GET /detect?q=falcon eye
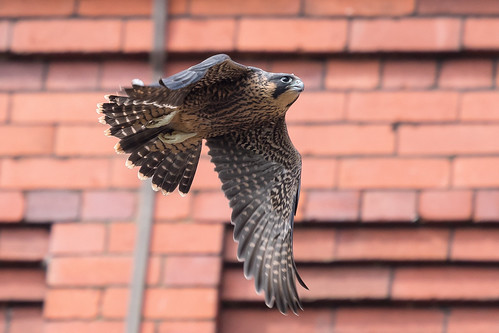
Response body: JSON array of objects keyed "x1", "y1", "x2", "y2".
[{"x1": 280, "y1": 76, "x2": 293, "y2": 84}]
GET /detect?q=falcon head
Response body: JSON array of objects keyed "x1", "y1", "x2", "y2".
[{"x1": 269, "y1": 73, "x2": 304, "y2": 109}]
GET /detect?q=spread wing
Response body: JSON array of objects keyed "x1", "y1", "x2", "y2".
[{"x1": 206, "y1": 122, "x2": 307, "y2": 314}]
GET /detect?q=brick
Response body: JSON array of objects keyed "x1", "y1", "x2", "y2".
[
  {"x1": 0, "y1": 229, "x2": 49, "y2": 261},
  {"x1": 288, "y1": 92, "x2": 344, "y2": 123},
  {"x1": 0, "y1": 62, "x2": 44, "y2": 91},
  {"x1": 0, "y1": 0, "x2": 74, "y2": 16},
  {"x1": 337, "y1": 228, "x2": 449, "y2": 260},
  {"x1": 447, "y1": 309, "x2": 499, "y2": 333},
  {"x1": 453, "y1": 158, "x2": 499, "y2": 188},
  {"x1": 151, "y1": 224, "x2": 224, "y2": 254},
  {"x1": 44, "y1": 289, "x2": 100, "y2": 319},
  {"x1": 339, "y1": 158, "x2": 450, "y2": 189},
  {"x1": 159, "y1": 321, "x2": 216, "y2": 333},
  {"x1": 300, "y1": 158, "x2": 336, "y2": 190},
  {"x1": 101, "y1": 287, "x2": 128, "y2": 319},
  {"x1": 452, "y1": 229, "x2": 499, "y2": 261},
  {"x1": 143, "y1": 288, "x2": 218, "y2": 319},
  {"x1": 191, "y1": 0, "x2": 299, "y2": 15},
  {"x1": 190, "y1": 157, "x2": 221, "y2": 191},
  {"x1": 12, "y1": 19, "x2": 122, "y2": 53},
  {"x1": 0, "y1": 126, "x2": 54, "y2": 156},
  {"x1": 101, "y1": 61, "x2": 151, "y2": 90},
  {"x1": 0, "y1": 191, "x2": 24, "y2": 222},
  {"x1": 290, "y1": 125, "x2": 395, "y2": 156},
  {"x1": 108, "y1": 222, "x2": 135, "y2": 253},
  {"x1": 168, "y1": 19, "x2": 236, "y2": 52},
  {"x1": 25, "y1": 191, "x2": 80, "y2": 222},
  {"x1": 464, "y1": 19, "x2": 499, "y2": 49},
  {"x1": 81, "y1": 191, "x2": 137, "y2": 220},
  {"x1": 326, "y1": 60, "x2": 380, "y2": 89},
  {"x1": 192, "y1": 191, "x2": 231, "y2": 222},
  {"x1": 48, "y1": 257, "x2": 131, "y2": 286},
  {"x1": 123, "y1": 20, "x2": 153, "y2": 53},
  {"x1": 419, "y1": 0, "x2": 499, "y2": 14},
  {"x1": 0, "y1": 269, "x2": 44, "y2": 301},
  {"x1": 10, "y1": 308, "x2": 43, "y2": 333},
  {"x1": 55, "y1": 125, "x2": 114, "y2": 156},
  {"x1": 11, "y1": 92, "x2": 107, "y2": 124},
  {"x1": 163, "y1": 256, "x2": 221, "y2": 286},
  {"x1": 382, "y1": 60, "x2": 436, "y2": 89},
  {"x1": 400, "y1": 125, "x2": 499, "y2": 156},
  {"x1": 0, "y1": 94, "x2": 8, "y2": 123},
  {"x1": 392, "y1": 267, "x2": 499, "y2": 299},
  {"x1": 350, "y1": 18, "x2": 461, "y2": 52},
  {"x1": 462, "y1": 92, "x2": 499, "y2": 121},
  {"x1": 306, "y1": 0, "x2": 415, "y2": 16},
  {"x1": 237, "y1": 19, "x2": 347, "y2": 52},
  {"x1": 272, "y1": 60, "x2": 324, "y2": 91},
  {"x1": 44, "y1": 321, "x2": 124, "y2": 333},
  {"x1": 0, "y1": 21, "x2": 9, "y2": 52},
  {"x1": 109, "y1": 157, "x2": 141, "y2": 189},
  {"x1": 347, "y1": 92, "x2": 458, "y2": 122},
  {"x1": 146, "y1": 256, "x2": 162, "y2": 286},
  {"x1": 419, "y1": 190, "x2": 472, "y2": 221},
  {"x1": 335, "y1": 308, "x2": 444, "y2": 333},
  {"x1": 304, "y1": 190, "x2": 359, "y2": 221},
  {"x1": 362, "y1": 191, "x2": 417, "y2": 222},
  {"x1": 46, "y1": 62, "x2": 99, "y2": 91},
  {"x1": 50, "y1": 223, "x2": 106, "y2": 254},
  {"x1": 78, "y1": 0, "x2": 152, "y2": 16},
  {"x1": 221, "y1": 309, "x2": 334, "y2": 333},
  {"x1": 474, "y1": 190, "x2": 499, "y2": 221},
  {"x1": 439, "y1": 59, "x2": 493, "y2": 88}
]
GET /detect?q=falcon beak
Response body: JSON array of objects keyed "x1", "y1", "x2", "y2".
[{"x1": 289, "y1": 79, "x2": 304, "y2": 92}]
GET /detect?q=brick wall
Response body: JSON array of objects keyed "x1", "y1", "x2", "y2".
[{"x1": 1, "y1": 0, "x2": 499, "y2": 332}]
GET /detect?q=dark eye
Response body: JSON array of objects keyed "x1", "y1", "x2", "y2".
[{"x1": 280, "y1": 76, "x2": 293, "y2": 84}]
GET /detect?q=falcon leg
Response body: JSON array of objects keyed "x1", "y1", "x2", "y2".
[{"x1": 158, "y1": 131, "x2": 197, "y2": 144}]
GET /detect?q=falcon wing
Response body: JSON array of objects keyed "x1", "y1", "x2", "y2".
[{"x1": 206, "y1": 122, "x2": 307, "y2": 314}]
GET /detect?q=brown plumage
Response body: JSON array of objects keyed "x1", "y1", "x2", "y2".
[{"x1": 97, "y1": 54, "x2": 307, "y2": 314}]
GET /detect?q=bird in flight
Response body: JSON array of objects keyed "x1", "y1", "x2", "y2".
[{"x1": 97, "y1": 54, "x2": 307, "y2": 314}]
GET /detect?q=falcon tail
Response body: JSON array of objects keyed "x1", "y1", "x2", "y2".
[{"x1": 97, "y1": 86, "x2": 202, "y2": 196}]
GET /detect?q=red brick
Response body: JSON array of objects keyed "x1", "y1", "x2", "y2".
[
  {"x1": 399, "y1": 125, "x2": 499, "y2": 155},
  {"x1": 221, "y1": 309, "x2": 334, "y2": 333},
  {"x1": 44, "y1": 289, "x2": 100, "y2": 319},
  {"x1": 151, "y1": 224, "x2": 224, "y2": 254},
  {"x1": 25, "y1": 190, "x2": 80, "y2": 222},
  {"x1": 362, "y1": 191, "x2": 417, "y2": 222},
  {"x1": 159, "y1": 321, "x2": 216, "y2": 333},
  {"x1": 101, "y1": 60, "x2": 151, "y2": 90},
  {"x1": 168, "y1": 19, "x2": 236, "y2": 52},
  {"x1": 78, "y1": 0, "x2": 152, "y2": 15},
  {"x1": 11, "y1": 92, "x2": 107, "y2": 124},
  {"x1": 55, "y1": 125, "x2": 114, "y2": 156},
  {"x1": 462, "y1": 92, "x2": 499, "y2": 121},
  {"x1": 453, "y1": 158, "x2": 499, "y2": 188},
  {"x1": 192, "y1": 191, "x2": 230, "y2": 222},
  {"x1": 143, "y1": 288, "x2": 218, "y2": 319},
  {"x1": 190, "y1": 158, "x2": 220, "y2": 191},
  {"x1": 108, "y1": 222, "x2": 135, "y2": 253},
  {"x1": 306, "y1": 0, "x2": 415, "y2": 16},
  {"x1": 46, "y1": 62, "x2": 99, "y2": 91},
  {"x1": 50, "y1": 223, "x2": 105, "y2": 254},
  {"x1": 0, "y1": 94, "x2": 8, "y2": 123},
  {"x1": 101, "y1": 287, "x2": 128, "y2": 319},
  {"x1": 109, "y1": 157, "x2": 141, "y2": 189},
  {"x1": 288, "y1": 92, "x2": 344, "y2": 123},
  {"x1": 419, "y1": 0, "x2": 499, "y2": 14},
  {"x1": 123, "y1": 20, "x2": 153, "y2": 53},
  {"x1": 272, "y1": 60, "x2": 324, "y2": 91},
  {"x1": 300, "y1": 158, "x2": 337, "y2": 190},
  {"x1": 290, "y1": 125, "x2": 395, "y2": 156},
  {"x1": 154, "y1": 192, "x2": 191, "y2": 221},
  {"x1": 237, "y1": 19, "x2": 347, "y2": 52},
  {"x1": 191, "y1": 0, "x2": 299, "y2": 15},
  {"x1": 0, "y1": 62, "x2": 44, "y2": 91},
  {"x1": 474, "y1": 190, "x2": 499, "y2": 222},
  {"x1": 81, "y1": 191, "x2": 137, "y2": 220},
  {"x1": 439, "y1": 59, "x2": 493, "y2": 88},
  {"x1": 335, "y1": 308, "x2": 444, "y2": 333},
  {"x1": 44, "y1": 321, "x2": 124, "y2": 333},
  {"x1": 350, "y1": 18, "x2": 461, "y2": 52},
  {"x1": 419, "y1": 190, "x2": 472, "y2": 221},
  {"x1": 10, "y1": 308, "x2": 42, "y2": 333},
  {"x1": 452, "y1": 229, "x2": 499, "y2": 261},
  {"x1": 304, "y1": 190, "x2": 360, "y2": 221},
  {"x1": 347, "y1": 92, "x2": 458, "y2": 122},
  {"x1": 382, "y1": 60, "x2": 436, "y2": 89},
  {"x1": 146, "y1": 256, "x2": 162, "y2": 286},
  {"x1": 48, "y1": 257, "x2": 131, "y2": 286},
  {"x1": 0, "y1": 21, "x2": 9, "y2": 52},
  {"x1": 163, "y1": 256, "x2": 221, "y2": 286},
  {"x1": 0, "y1": 191, "x2": 24, "y2": 222},
  {"x1": 392, "y1": 267, "x2": 499, "y2": 299},
  {"x1": 337, "y1": 228, "x2": 449, "y2": 260},
  {"x1": 447, "y1": 309, "x2": 499, "y2": 333},
  {"x1": 0, "y1": 269, "x2": 44, "y2": 301},
  {"x1": 464, "y1": 19, "x2": 499, "y2": 49},
  {"x1": 0, "y1": 0, "x2": 74, "y2": 16},
  {"x1": 0, "y1": 125, "x2": 54, "y2": 155},
  {"x1": 339, "y1": 158, "x2": 450, "y2": 189},
  {"x1": 0, "y1": 229, "x2": 49, "y2": 261},
  {"x1": 326, "y1": 60, "x2": 380, "y2": 89}
]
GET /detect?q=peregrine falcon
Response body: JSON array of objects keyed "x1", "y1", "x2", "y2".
[{"x1": 97, "y1": 54, "x2": 307, "y2": 314}]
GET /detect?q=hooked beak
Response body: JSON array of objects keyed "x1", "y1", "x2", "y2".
[{"x1": 289, "y1": 79, "x2": 304, "y2": 92}]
